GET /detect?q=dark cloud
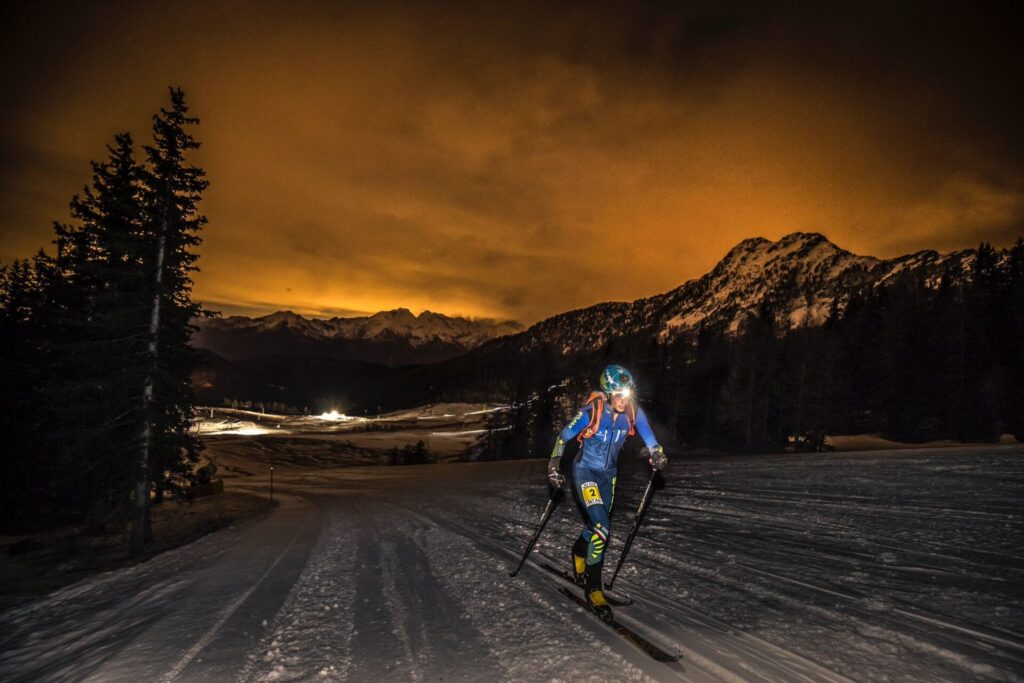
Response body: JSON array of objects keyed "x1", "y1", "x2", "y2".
[{"x1": 2, "y1": 0, "x2": 1021, "y2": 324}]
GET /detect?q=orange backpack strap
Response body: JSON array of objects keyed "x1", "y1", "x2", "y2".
[
  {"x1": 577, "y1": 392, "x2": 606, "y2": 443},
  {"x1": 626, "y1": 400, "x2": 636, "y2": 436}
]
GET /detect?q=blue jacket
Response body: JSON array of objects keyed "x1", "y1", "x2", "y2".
[{"x1": 556, "y1": 400, "x2": 660, "y2": 471}]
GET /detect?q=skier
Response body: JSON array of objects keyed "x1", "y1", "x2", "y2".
[{"x1": 548, "y1": 364, "x2": 667, "y2": 620}]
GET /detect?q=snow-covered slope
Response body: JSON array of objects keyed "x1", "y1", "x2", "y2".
[
  {"x1": 2, "y1": 445, "x2": 1022, "y2": 681},
  {"x1": 192, "y1": 308, "x2": 523, "y2": 365}
]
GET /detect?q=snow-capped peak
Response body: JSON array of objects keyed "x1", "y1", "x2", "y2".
[
  {"x1": 510, "y1": 232, "x2": 987, "y2": 356},
  {"x1": 657, "y1": 232, "x2": 875, "y2": 332}
]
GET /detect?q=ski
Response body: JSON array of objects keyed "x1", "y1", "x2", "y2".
[
  {"x1": 537, "y1": 562, "x2": 634, "y2": 606},
  {"x1": 556, "y1": 587, "x2": 680, "y2": 663}
]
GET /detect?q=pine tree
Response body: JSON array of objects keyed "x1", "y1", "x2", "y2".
[
  {"x1": 0, "y1": 259, "x2": 47, "y2": 526},
  {"x1": 962, "y1": 243, "x2": 1001, "y2": 439},
  {"x1": 51, "y1": 134, "x2": 150, "y2": 515},
  {"x1": 527, "y1": 345, "x2": 558, "y2": 460},
  {"x1": 689, "y1": 325, "x2": 728, "y2": 448},
  {"x1": 131, "y1": 88, "x2": 208, "y2": 554},
  {"x1": 998, "y1": 238, "x2": 1024, "y2": 439}
]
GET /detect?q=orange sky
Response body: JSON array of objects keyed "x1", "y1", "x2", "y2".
[{"x1": 2, "y1": 1, "x2": 1021, "y2": 324}]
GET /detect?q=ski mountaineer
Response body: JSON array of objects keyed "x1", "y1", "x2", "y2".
[{"x1": 547, "y1": 364, "x2": 667, "y2": 621}]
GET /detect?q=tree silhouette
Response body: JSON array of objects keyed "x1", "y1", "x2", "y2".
[{"x1": 132, "y1": 87, "x2": 209, "y2": 554}]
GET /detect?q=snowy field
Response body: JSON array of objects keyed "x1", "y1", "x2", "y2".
[
  {"x1": 1, "y1": 443, "x2": 1022, "y2": 682},
  {"x1": 193, "y1": 403, "x2": 504, "y2": 459}
]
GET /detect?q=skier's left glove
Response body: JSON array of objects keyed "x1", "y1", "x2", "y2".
[
  {"x1": 646, "y1": 445, "x2": 668, "y2": 470},
  {"x1": 547, "y1": 455, "x2": 564, "y2": 487}
]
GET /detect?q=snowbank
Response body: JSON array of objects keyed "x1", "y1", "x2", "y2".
[{"x1": 827, "y1": 433, "x2": 1020, "y2": 452}]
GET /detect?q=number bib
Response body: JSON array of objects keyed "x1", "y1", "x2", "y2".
[{"x1": 580, "y1": 481, "x2": 603, "y2": 507}]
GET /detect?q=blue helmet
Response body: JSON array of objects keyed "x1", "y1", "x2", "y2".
[{"x1": 600, "y1": 364, "x2": 635, "y2": 395}]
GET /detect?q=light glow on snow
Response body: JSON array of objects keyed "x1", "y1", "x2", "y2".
[
  {"x1": 200, "y1": 421, "x2": 278, "y2": 436},
  {"x1": 235, "y1": 426, "x2": 273, "y2": 436},
  {"x1": 465, "y1": 406, "x2": 508, "y2": 415},
  {"x1": 430, "y1": 428, "x2": 498, "y2": 436}
]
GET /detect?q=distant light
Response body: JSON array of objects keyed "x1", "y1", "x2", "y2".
[
  {"x1": 318, "y1": 410, "x2": 343, "y2": 421},
  {"x1": 236, "y1": 426, "x2": 272, "y2": 435}
]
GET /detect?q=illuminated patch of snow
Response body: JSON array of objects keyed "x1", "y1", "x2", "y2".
[
  {"x1": 430, "y1": 429, "x2": 492, "y2": 436},
  {"x1": 201, "y1": 421, "x2": 276, "y2": 438},
  {"x1": 200, "y1": 421, "x2": 279, "y2": 436},
  {"x1": 235, "y1": 427, "x2": 274, "y2": 436},
  {"x1": 317, "y1": 410, "x2": 362, "y2": 422},
  {"x1": 464, "y1": 406, "x2": 507, "y2": 415}
]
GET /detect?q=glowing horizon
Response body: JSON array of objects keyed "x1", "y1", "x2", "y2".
[{"x1": 3, "y1": 2, "x2": 1021, "y2": 326}]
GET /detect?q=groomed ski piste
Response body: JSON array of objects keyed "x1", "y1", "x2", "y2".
[{"x1": 1, "y1": 406, "x2": 1022, "y2": 682}]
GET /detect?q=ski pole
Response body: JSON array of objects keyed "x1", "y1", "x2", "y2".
[
  {"x1": 508, "y1": 485, "x2": 562, "y2": 577},
  {"x1": 607, "y1": 470, "x2": 657, "y2": 590}
]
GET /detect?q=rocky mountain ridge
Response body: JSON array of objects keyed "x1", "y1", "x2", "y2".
[{"x1": 506, "y1": 231, "x2": 979, "y2": 355}]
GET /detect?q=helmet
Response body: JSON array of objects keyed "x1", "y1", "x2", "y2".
[{"x1": 600, "y1": 364, "x2": 635, "y2": 396}]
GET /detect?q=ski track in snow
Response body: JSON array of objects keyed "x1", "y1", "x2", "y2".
[
  {"x1": 1, "y1": 445, "x2": 1022, "y2": 681},
  {"x1": 237, "y1": 497, "x2": 358, "y2": 682}
]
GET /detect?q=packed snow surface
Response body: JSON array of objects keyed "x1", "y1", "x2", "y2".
[{"x1": 2, "y1": 446, "x2": 1022, "y2": 682}]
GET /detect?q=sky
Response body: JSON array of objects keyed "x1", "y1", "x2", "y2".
[{"x1": 2, "y1": 1, "x2": 1022, "y2": 325}]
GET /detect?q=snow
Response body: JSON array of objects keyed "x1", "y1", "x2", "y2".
[
  {"x1": 2, "y1": 445, "x2": 1022, "y2": 681},
  {"x1": 643, "y1": 232, "x2": 999, "y2": 343},
  {"x1": 196, "y1": 308, "x2": 522, "y2": 348},
  {"x1": 464, "y1": 406, "x2": 508, "y2": 415},
  {"x1": 198, "y1": 420, "x2": 283, "y2": 436}
]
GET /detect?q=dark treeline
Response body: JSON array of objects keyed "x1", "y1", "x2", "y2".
[
  {"x1": 0, "y1": 88, "x2": 207, "y2": 550},
  {"x1": 470, "y1": 240, "x2": 1024, "y2": 457}
]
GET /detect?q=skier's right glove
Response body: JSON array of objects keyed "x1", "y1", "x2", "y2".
[
  {"x1": 547, "y1": 455, "x2": 564, "y2": 488},
  {"x1": 646, "y1": 445, "x2": 668, "y2": 471}
]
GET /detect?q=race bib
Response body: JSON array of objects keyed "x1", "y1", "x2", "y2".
[{"x1": 580, "y1": 481, "x2": 603, "y2": 507}]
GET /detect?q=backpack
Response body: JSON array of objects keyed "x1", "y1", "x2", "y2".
[{"x1": 577, "y1": 391, "x2": 636, "y2": 443}]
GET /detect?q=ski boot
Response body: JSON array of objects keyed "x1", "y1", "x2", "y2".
[
  {"x1": 586, "y1": 588, "x2": 614, "y2": 623},
  {"x1": 571, "y1": 536, "x2": 588, "y2": 586},
  {"x1": 584, "y1": 564, "x2": 613, "y2": 623}
]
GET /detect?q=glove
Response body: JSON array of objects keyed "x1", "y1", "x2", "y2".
[
  {"x1": 547, "y1": 455, "x2": 564, "y2": 487},
  {"x1": 646, "y1": 445, "x2": 668, "y2": 471}
]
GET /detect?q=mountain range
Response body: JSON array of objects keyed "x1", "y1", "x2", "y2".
[
  {"x1": 194, "y1": 232, "x2": 996, "y2": 411},
  {"x1": 192, "y1": 308, "x2": 523, "y2": 366}
]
